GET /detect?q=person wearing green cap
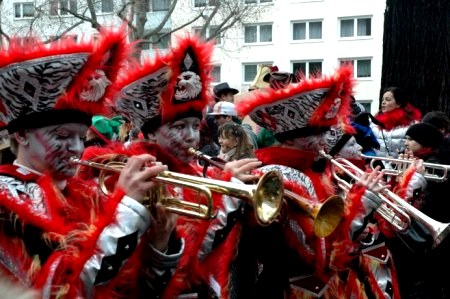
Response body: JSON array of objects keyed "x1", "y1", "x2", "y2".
[{"x1": 84, "y1": 115, "x2": 124, "y2": 147}]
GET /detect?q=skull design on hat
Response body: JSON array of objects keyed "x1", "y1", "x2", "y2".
[{"x1": 114, "y1": 35, "x2": 214, "y2": 134}]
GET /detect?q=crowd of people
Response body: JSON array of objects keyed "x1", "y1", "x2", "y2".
[{"x1": 0, "y1": 27, "x2": 448, "y2": 299}]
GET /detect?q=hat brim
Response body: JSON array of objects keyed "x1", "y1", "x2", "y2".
[{"x1": 217, "y1": 88, "x2": 239, "y2": 96}]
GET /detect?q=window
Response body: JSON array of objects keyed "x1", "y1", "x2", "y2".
[
  {"x1": 14, "y1": 3, "x2": 34, "y2": 18},
  {"x1": 244, "y1": 0, "x2": 272, "y2": 3},
  {"x1": 50, "y1": 0, "x2": 77, "y2": 15},
  {"x1": 211, "y1": 66, "x2": 221, "y2": 83},
  {"x1": 194, "y1": 0, "x2": 218, "y2": 7},
  {"x1": 359, "y1": 101, "x2": 372, "y2": 112},
  {"x1": 93, "y1": 0, "x2": 113, "y2": 13},
  {"x1": 140, "y1": 33, "x2": 171, "y2": 50},
  {"x1": 292, "y1": 61, "x2": 322, "y2": 77},
  {"x1": 340, "y1": 17, "x2": 371, "y2": 38},
  {"x1": 244, "y1": 24, "x2": 272, "y2": 43},
  {"x1": 339, "y1": 59, "x2": 372, "y2": 78},
  {"x1": 193, "y1": 26, "x2": 221, "y2": 44},
  {"x1": 152, "y1": 0, "x2": 169, "y2": 11},
  {"x1": 292, "y1": 21, "x2": 322, "y2": 40},
  {"x1": 244, "y1": 64, "x2": 258, "y2": 82}
]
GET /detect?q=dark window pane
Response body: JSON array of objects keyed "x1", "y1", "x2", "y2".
[
  {"x1": 260, "y1": 25, "x2": 272, "y2": 42},
  {"x1": 293, "y1": 62, "x2": 306, "y2": 76},
  {"x1": 245, "y1": 65, "x2": 258, "y2": 82},
  {"x1": 357, "y1": 59, "x2": 371, "y2": 77},
  {"x1": 357, "y1": 18, "x2": 371, "y2": 36},
  {"x1": 309, "y1": 22, "x2": 322, "y2": 39},
  {"x1": 293, "y1": 23, "x2": 306, "y2": 40},
  {"x1": 152, "y1": 0, "x2": 169, "y2": 11},
  {"x1": 309, "y1": 62, "x2": 322, "y2": 76},
  {"x1": 245, "y1": 26, "x2": 257, "y2": 43},
  {"x1": 211, "y1": 66, "x2": 221, "y2": 83},
  {"x1": 340, "y1": 19, "x2": 354, "y2": 37}
]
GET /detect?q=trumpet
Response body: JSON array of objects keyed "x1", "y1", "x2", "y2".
[
  {"x1": 70, "y1": 156, "x2": 284, "y2": 225},
  {"x1": 321, "y1": 150, "x2": 450, "y2": 248},
  {"x1": 189, "y1": 147, "x2": 345, "y2": 237},
  {"x1": 362, "y1": 154, "x2": 450, "y2": 182}
]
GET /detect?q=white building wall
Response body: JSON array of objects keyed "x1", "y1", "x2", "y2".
[{"x1": 1, "y1": 0, "x2": 386, "y2": 113}]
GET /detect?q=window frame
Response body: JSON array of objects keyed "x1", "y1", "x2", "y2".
[
  {"x1": 244, "y1": 0, "x2": 273, "y2": 4},
  {"x1": 140, "y1": 32, "x2": 171, "y2": 50},
  {"x1": 292, "y1": 60, "x2": 323, "y2": 77},
  {"x1": 243, "y1": 62, "x2": 273, "y2": 83},
  {"x1": 339, "y1": 16, "x2": 372, "y2": 38},
  {"x1": 339, "y1": 58, "x2": 372, "y2": 78},
  {"x1": 193, "y1": 26, "x2": 222, "y2": 45},
  {"x1": 92, "y1": 0, "x2": 114, "y2": 14},
  {"x1": 243, "y1": 23, "x2": 273, "y2": 44},
  {"x1": 50, "y1": 0, "x2": 78, "y2": 16},
  {"x1": 14, "y1": 2, "x2": 35, "y2": 18},
  {"x1": 292, "y1": 20, "x2": 323, "y2": 41},
  {"x1": 211, "y1": 65, "x2": 221, "y2": 83},
  {"x1": 193, "y1": 0, "x2": 218, "y2": 7}
]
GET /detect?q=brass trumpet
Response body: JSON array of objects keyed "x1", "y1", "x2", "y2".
[
  {"x1": 189, "y1": 147, "x2": 345, "y2": 237},
  {"x1": 70, "y1": 157, "x2": 284, "y2": 225},
  {"x1": 321, "y1": 150, "x2": 450, "y2": 248},
  {"x1": 362, "y1": 154, "x2": 450, "y2": 182}
]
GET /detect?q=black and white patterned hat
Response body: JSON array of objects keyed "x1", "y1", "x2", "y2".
[
  {"x1": 236, "y1": 65, "x2": 354, "y2": 141},
  {"x1": 0, "y1": 28, "x2": 129, "y2": 133}
]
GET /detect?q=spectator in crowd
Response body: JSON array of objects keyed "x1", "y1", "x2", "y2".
[
  {"x1": 84, "y1": 115, "x2": 123, "y2": 147},
  {"x1": 213, "y1": 82, "x2": 239, "y2": 103},
  {"x1": 217, "y1": 122, "x2": 255, "y2": 162},
  {"x1": 208, "y1": 101, "x2": 258, "y2": 150},
  {"x1": 370, "y1": 86, "x2": 422, "y2": 158},
  {"x1": 422, "y1": 110, "x2": 450, "y2": 165}
]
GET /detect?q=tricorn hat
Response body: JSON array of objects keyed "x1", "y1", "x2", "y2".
[
  {"x1": 213, "y1": 82, "x2": 239, "y2": 98},
  {"x1": 114, "y1": 35, "x2": 214, "y2": 134},
  {"x1": 0, "y1": 27, "x2": 129, "y2": 133},
  {"x1": 236, "y1": 65, "x2": 354, "y2": 142}
]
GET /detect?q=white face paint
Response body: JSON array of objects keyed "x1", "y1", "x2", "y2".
[
  {"x1": 19, "y1": 123, "x2": 88, "y2": 180},
  {"x1": 155, "y1": 117, "x2": 201, "y2": 163},
  {"x1": 289, "y1": 133, "x2": 326, "y2": 152},
  {"x1": 336, "y1": 136, "x2": 363, "y2": 159}
]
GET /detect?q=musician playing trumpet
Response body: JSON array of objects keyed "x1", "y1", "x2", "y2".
[
  {"x1": 234, "y1": 65, "x2": 402, "y2": 299},
  {"x1": 386, "y1": 122, "x2": 450, "y2": 298},
  {"x1": 81, "y1": 36, "x2": 266, "y2": 299},
  {"x1": 0, "y1": 29, "x2": 182, "y2": 298}
]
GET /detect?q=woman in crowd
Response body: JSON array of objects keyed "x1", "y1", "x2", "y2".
[{"x1": 371, "y1": 86, "x2": 422, "y2": 158}]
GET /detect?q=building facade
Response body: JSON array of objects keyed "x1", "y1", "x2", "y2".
[{"x1": 1, "y1": 0, "x2": 386, "y2": 112}]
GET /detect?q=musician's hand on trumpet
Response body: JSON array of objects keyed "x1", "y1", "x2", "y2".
[
  {"x1": 148, "y1": 204, "x2": 179, "y2": 252},
  {"x1": 117, "y1": 154, "x2": 168, "y2": 204},
  {"x1": 223, "y1": 158, "x2": 263, "y2": 183},
  {"x1": 357, "y1": 166, "x2": 390, "y2": 194}
]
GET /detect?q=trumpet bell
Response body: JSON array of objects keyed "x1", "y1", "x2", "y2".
[
  {"x1": 313, "y1": 195, "x2": 345, "y2": 238},
  {"x1": 253, "y1": 171, "x2": 284, "y2": 226}
]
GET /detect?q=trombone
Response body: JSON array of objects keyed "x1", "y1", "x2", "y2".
[
  {"x1": 189, "y1": 147, "x2": 345, "y2": 237},
  {"x1": 361, "y1": 154, "x2": 450, "y2": 182},
  {"x1": 70, "y1": 156, "x2": 284, "y2": 225},
  {"x1": 321, "y1": 150, "x2": 450, "y2": 248}
]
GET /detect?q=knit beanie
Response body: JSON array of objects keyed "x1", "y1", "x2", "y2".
[{"x1": 405, "y1": 123, "x2": 444, "y2": 149}]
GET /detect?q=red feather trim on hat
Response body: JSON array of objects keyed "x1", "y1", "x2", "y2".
[{"x1": 160, "y1": 35, "x2": 214, "y2": 124}]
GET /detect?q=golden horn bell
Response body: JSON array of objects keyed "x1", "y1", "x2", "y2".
[{"x1": 70, "y1": 157, "x2": 284, "y2": 225}]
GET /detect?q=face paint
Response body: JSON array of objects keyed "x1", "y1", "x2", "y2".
[
  {"x1": 290, "y1": 133, "x2": 326, "y2": 152},
  {"x1": 21, "y1": 123, "x2": 88, "y2": 180},
  {"x1": 156, "y1": 117, "x2": 201, "y2": 163},
  {"x1": 336, "y1": 136, "x2": 363, "y2": 159}
]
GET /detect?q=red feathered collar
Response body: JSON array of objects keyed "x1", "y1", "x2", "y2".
[
  {"x1": 374, "y1": 104, "x2": 422, "y2": 130},
  {"x1": 255, "y1": 146, "x2": 318, "y2": 171}
]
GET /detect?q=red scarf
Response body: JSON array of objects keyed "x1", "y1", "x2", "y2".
[{"x1": 374, "y1": 104, "x2": 422, "y2": 130}]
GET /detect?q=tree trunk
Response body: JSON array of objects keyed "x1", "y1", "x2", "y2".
[{"x1": 381, "y1": 0, "x2": 450, "y2": 115}]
